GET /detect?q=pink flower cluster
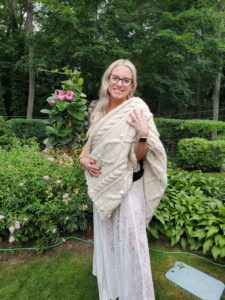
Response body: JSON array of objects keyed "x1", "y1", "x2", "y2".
[
  {"x1": 50, "y1": 90, "x2": 75, "y2": 105},
  {"x1": 58, "y1": 90, "x2": 74, "y2": 100}
]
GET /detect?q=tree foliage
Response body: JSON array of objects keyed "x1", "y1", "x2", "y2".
[{"x1": 0, "y1": 0, "x2": 224, "y2": 118}]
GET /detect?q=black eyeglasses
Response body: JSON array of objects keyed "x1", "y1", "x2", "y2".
[{"x1": 109, "y1": 75, "x2": 133, "y2": 87}]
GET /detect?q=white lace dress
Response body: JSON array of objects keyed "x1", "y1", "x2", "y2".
[{"x1": 92, "y1": 175, "x2": 155, "y2": 300}]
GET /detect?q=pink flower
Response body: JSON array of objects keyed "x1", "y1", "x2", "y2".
[
  {"x1": 50, "y1": 99, "x2": 57, "y2": 105},
  {"x1": 9, "y1": 236, "x2": 15, "y2": 243},
  {"x1": 47, "y1": 157, "x2": 55, "y2": 162},
  {"x1": 58, "y1": 91, "x2": 65, "y2": 100},
  {"x1": 65, "y1": 90, "x2": 74, "y2": 100},
  {"x1": 9, "y1": 226, "x2": 15, "y2": 233},
  {"x1": 43, "y1": 175, "x2": 50, "y2": 180},
  {"x1": 15, "y1": 221, "x2": 20, "y2": 229},
  {"x1": 0, "y1": 215, "x2": 5, "y2": 221},
  {"x1": 55, "y1": 179, "x2": 62, "y2": 184}
]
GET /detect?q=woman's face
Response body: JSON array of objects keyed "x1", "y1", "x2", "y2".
[{"x1": 107, "y1": 65, "x2": 133, "y2": 102}]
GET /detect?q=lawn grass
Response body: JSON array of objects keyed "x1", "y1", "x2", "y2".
[{"x1": 0, "y1": 239, "x2": 224, "y2": 300}]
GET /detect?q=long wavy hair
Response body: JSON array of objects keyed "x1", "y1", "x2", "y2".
[{"x1": 89, "y1": 59, "x2": 137, "y2": 128}]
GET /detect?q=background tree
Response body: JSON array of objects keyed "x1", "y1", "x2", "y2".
[{"x1": 26, "y1": 0, "x2": 35, "y2": 118}]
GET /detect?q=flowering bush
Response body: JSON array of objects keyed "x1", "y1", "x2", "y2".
[
  {"x1": 0, "y1": 139, "x2": 91, "y2": 250},
  {"x1": 41, "y1": 67, "x2": 88, "y2": 154}
]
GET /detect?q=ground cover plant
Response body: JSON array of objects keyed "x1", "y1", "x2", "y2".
[
  {"x1": 148, "y1": 168, "x2": 225, "y2": 259},
  {"x1": 0, "y1": 139, "x2": 91, "y2": 250}
]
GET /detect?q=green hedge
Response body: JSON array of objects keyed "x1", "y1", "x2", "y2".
[
  {"x1": 148, "y1": 168, "x2": 225, "y2": 259},
  {"x1": 177, "y1": 138, "x2": 225, "y2": 171},
  {"x1": 4, "y1": 118, "x2": 47, "y2": 146},
  {"x1": 155, "y1": 118, "x2": 225, "y2": 154},
  {"x1": 0, "y1": 140, "x2": 91, "y2": 251}
]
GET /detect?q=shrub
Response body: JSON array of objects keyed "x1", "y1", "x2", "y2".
[
  {"x1": 41, "y1": 67, "x2": 88, "y2": 153},
  {"x1": 5, "y1": 118, "x2": 47, "y2": 147},
  {"x1": 148, "y1": 168, "x2": 225, "y2": 259},
  {"x1": 177, "y1": 138, "x2": 225, "y2": 171},
  {"x1": 0, "y1": 140, "x2": 91, "y2": 251},
  {"x1": 155, "y1": 118, "x2": 225, "y2": 154}
]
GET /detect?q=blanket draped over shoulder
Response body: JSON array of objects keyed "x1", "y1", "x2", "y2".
[{"x1": 85, "y1": 97, "x2": 167, "y2": 225}]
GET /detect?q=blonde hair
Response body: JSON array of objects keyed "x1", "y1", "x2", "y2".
[{"x1": 89, "y1": 59, "x2": 137, "y2": 128}]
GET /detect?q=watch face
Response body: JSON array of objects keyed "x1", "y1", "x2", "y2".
[{"x1": 139, "y1": 137, "x2": 147, "y2": 143}]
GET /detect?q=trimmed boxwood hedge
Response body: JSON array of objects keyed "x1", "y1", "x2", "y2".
[
  {"x1": 177, "y1": 138, "x2": 225, "y2": 171},
  {"x1": 155, "y1": 118, "x2": 225, "y2": 154},
  {"x1": 4, "y1": 118, "x2": 47, "y2": 147}
]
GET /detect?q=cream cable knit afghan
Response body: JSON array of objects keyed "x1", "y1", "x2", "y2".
[{"x1": 85, "y1": 97, "x2": 167, "y2": 225}]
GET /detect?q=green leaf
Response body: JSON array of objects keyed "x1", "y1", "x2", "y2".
[
  {"x1": 56, "y1": 101, "x2": 68, "y2": 112},
  {"x1": 206, "y1": 226, "x2": 220, "y2": 238},
  {"x1": 214, "y1": 234, "x2": 225, "y2": 247},
  {"x1": 148, "y1": 226, "x2": 159, "y2": 239},
  {"x1": 192, "y1": 229, "x2": 206, "y2": 240},
  {"x1": 180, "y1": 238, "x2": 187, "y2": 250},
  {"x1": 220, "y1": 247, "x2": 225, "y2": 258},
  {"x1": 46, "y1": 126, "x2": 59, "y2": 135},
  {"x1": 211, "y1": 246, "x2": 220, "y2": 260},
  {"x1": 40, "y1": 109, "x2": 55, "y2": 115},
  {"x1": 203, "y1": 239, "x2": 213, "y2": 254}
]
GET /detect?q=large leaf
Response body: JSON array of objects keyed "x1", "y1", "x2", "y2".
[
  {"x1": 46, "y1": 126, "x2": 59, "y2": 135},
  {"x1": 56, "y1": 101, "x2": 68, "y2": 112},
  {"x1": 206, "y1": 226, "x2": 220, "y2": 238},
  {"x1": 40, "y1": 109, "x2": 55, "y2": 115},
  {"x1": 203, "y1": 239, "x2": 213, "y2": 254},
  {"x1": 211, "y1": 246, "x2": 221, "y2": 259}
]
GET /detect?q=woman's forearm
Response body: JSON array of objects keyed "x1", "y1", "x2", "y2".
[
  {"x1": 79, "y1": 144, "x2": 87, "y2": 159},
  {"x1": 134, "y1": 140, "x2": 148, "y2": 161}
]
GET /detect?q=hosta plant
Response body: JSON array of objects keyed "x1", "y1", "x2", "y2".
[
  {"x1": 41, "y1": 67, "x2": 88, "y2": 154},
  {"x1": 148, "y1": 168, "x2": 225, "y2": 260}
]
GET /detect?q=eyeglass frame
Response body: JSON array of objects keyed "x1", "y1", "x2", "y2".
[{"x1": 108, "y1": 74, "x2": 133, "y2": 87}]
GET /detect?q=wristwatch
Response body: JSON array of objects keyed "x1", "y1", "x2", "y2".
[{"x1": 138, "y1": 137, "x2": 148, "y2": 143}]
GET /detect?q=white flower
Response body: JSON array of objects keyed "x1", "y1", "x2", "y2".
[
  {"x1": 19, "y1": 182, "x2": 24, "y2": 186},
  {"x1": 47, "y1": 157, "x2": 55, "y2": 161},
  {"x1": 82, "y1": 204, "x2": 88, "y2": 211},
  {"x1": 23, "y1": 217, "x2": 28, "y2": 221},
  {"x1": 43, "y1": 175, "x2": 50, "y2": 180},
  {"x1": 62, "y1": 199, "x2": 68, "y2": 205},
  {"x1": 63, "y1": 193, "x2": 69, "y2": 199},
  {"x1": 9, "y1": 236, "x2": 15, "y2": 243},
  {"x1": 52, "y1": 228, "x2": 57, "y2": 233},
  {"x1": 0, "y1": 215, "x2": 5, "y2": 221},
  {"x1": 9, "y1": 226, "x2": 15, "y2": 233},
  {"x1": 15, "y1": 221, "x2": 20, "y2": 229},
  {"x1": 65, "y1": 216, "x2": 69, "y2": 220}
]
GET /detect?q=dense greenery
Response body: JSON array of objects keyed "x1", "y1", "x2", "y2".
[
  {"x1": 177, "y1": 138, "x2": 225, "y2": 171},
  {"x1": 0, "y1": 0, "x2": 225, "y2": 118},
  {"x1": 155, "y1": 118, "x2": 225, "y2": 154},
  {"x1": 5, "y1": 118, "x2": 47, "y2": 146},
  {"x1": 148, "y1": 168, "x2": 225, "y2": 259},
  {"x1": 0, "y1": 140, "x2": 91, "y2": 250}
]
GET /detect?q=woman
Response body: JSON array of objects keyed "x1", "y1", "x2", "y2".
[{"x1": 79, "y1": 59, "x2": 167, "y2": 300}]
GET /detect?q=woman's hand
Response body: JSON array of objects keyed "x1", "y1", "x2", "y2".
[
  {"x1": 80, "y1": 157, "x2": 102, "y2": 177},
  {"x1": 127, "y1": 109, "x2": 149, "y2": 136}
]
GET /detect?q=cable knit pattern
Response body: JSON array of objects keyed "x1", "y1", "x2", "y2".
[{"x1": 85, "y1": 97, "x2": 167, "y2": 225}]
